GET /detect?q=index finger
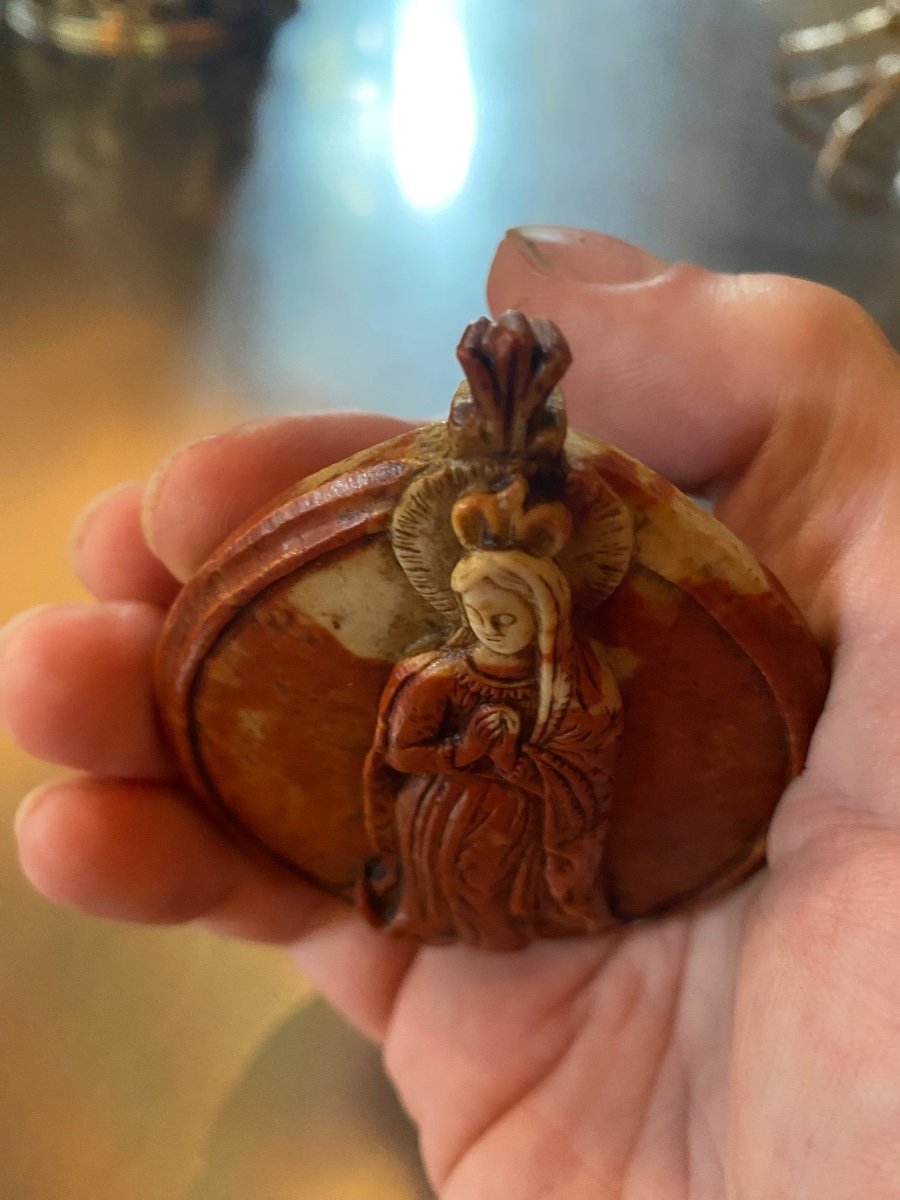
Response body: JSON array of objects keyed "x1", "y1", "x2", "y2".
[{"x1": 71, "y1": 413, "x2": 414, "y2": 608}]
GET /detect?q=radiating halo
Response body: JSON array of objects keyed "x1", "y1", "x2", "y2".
[{"x1": 390, "y1": 462, "x2": 633, "y2": 616}]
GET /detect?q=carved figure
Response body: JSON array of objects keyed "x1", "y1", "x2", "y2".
[{"x1": 359, "y1": 314, "x2": 627, "y2": 949}]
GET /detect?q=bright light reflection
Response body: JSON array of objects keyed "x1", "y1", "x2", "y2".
[
  {"x1": 348, "y1": 78, "x2": 381, "y2": 106},
  {"x1": 390, "y1": 0, "x2": 476, "y2": 212},
  {"x1": 355, "y1": 20, "x2": 386, "y2": 55}
]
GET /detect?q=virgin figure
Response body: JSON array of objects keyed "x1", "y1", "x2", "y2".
[{"x1": 360, "y1": 547, "x2": 623, "y2": 950}]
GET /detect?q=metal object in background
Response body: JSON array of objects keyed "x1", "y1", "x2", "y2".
[
  {"x1": 778, "y1": 1, "x2": 900, "y2": 205},
  {"x1": 8, "y1": 20, "x2": 279, "y2": 310},
  {"x1": 5, "y1": 0, "x2": 297, "y2": 59}
]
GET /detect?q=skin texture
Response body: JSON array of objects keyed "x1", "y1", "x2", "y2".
[{"x1": 4, "y1": 229, "x2": 900, "y2": 1198}]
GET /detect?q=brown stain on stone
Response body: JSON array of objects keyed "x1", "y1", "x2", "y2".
[
  {"x1": 594, "y1": 566, "x2": 790, "y2": 918},
  {"x1": 156, "y1": 452, "x2": 423, "y2": 808},
  {"x1": 194, "y1": 591, "x2": 390, "y2": 895},
  {"x1": 689, "y1": 569, "x2": 827, "y2": 764}
]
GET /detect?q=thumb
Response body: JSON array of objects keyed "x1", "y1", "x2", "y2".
[
  {"x1": 487, "y1": 225, "x2": 900, "y2": 646},
  {"x1": 487, "y1": 226, "x2": 896, "y2": 485},
  {"x1": 489, "y1": 223, "x2": 900, "y2": 846}
]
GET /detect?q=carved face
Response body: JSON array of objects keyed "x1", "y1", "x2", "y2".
[{"x1": 461, "y1": 578, "x2": 537, "y2": 655}]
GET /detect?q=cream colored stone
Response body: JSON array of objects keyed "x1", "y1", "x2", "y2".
[
  {"x1": 285, "y1": 538, "x2": 442, "y2": 662},
  {"x1": 636, "y1": 489, "x2": 769, "y2": 594},
  {"x1": 566, "y1": 431, "x2": 769, "y2": 596},
  {"x1": 237, "y1": 708, "x2": 267, "y2": 739}
]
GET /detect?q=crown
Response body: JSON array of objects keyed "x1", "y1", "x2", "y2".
[
  {"x1": 448, "y1": 310, "x2": 571, "y2": 461},
  {"x1": 451, "y1": 475, "x2": 572, "y2": 558},
  {"x1": 389, "y1": 312, "x2": 634, "y2": 618}
]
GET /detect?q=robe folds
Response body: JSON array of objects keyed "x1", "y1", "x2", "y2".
[{"x1": 361, "y1": 645, "x2": 622, "y2": 949}]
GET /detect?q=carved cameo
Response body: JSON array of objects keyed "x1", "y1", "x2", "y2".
[{"x1": 156, "y1": 312, "x2": 828, "y2": 951}]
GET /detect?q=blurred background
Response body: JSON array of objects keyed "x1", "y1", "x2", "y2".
[{"x1": 3, "y1": 1, "x2": 900, "y2": 1197}]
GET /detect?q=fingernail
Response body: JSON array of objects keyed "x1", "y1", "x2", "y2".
[
  {"x1": 13, "y1": 782, "x2": 54, "y2": 839},
  {"x1": 141, "y1": 435, "x2": 213, "y2": 553},
  {"x1": 70, "y1": 480, "x2": 142, "y2": 558},
  {"x1": 0, "y1": 605, "x2": 54, "y2": 663},
  {"x1": 507, "y1": 226, "x2": 668, "y2": 286},
  {"x1": 140, "y1": 419, "x2": 292, "y2": 560}
]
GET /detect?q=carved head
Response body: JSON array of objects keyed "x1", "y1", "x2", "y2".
[
  {"x1": 451, "y1": 549, "x2": 574, "y2": 737},
  {"x1": 455, "y1": 574, "x2": 538, "y2": 656}
]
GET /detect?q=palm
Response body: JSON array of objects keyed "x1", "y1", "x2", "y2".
[
  {"x1": 7, "y1": 235, "x2": 900, "y2": 1199},
  {"x1": 390, "y1": 792, "x2": 900, "y2": 1199},
  {"x1": 380, "y1": 896, "x2": 740, "y2": 1198}
]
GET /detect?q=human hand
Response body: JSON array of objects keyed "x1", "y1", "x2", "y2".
[{"x1": 5, "y1": 225, "x2": 900, "y2": 1197}]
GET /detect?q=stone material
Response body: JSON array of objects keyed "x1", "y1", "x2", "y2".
[{"x1": 157, "y1": 313, "x2": 828, "y2": 950}]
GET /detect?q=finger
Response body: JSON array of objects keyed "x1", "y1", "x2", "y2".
[
  {"x1": 0, "y1": 602, "x2": 173, "y2": 778},
  {"x1": 144, "y1": 412, "x2": 413, "y2": 582},
  {"x1": 14, "y1": 776, "x2": 312, "y2": 931},
  {"x1": 14, "y1": 775, "x2": 414, "y2": 1037},
  {"x1": 70, "y1": 481, "x2": 180, "y2": 607},
  {"x1": 487, "y1": 224, "x2": 896, "y2": 490},
  {"x1": 487, "y1": 225, "x2": 900, "y2": 644}
]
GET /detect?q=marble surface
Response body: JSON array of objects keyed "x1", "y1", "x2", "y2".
[{"x1": 2, "y1": 2, "x2": 898, "y2": 1197}]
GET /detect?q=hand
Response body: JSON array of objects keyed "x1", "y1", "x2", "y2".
[
  {"x1": 4, "y1": 226, "x2": 900, "y2": 1197},
  {"x1": 457, "y1": 706, "x2": 519, "y2": 769},
  {"x1": 471, "y1": 704, "x2": 520, "y2": 744},
  {"x1": 485, "y1": 705, "x2": 520, "y2": 739},
  {"x1": 481, "y1": 706, "x2": 521, "y2": 773},
  {"x1": 455, "y1": 706, "x2": 500, "y2": 766}
]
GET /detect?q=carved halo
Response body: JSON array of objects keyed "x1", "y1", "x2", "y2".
[
  {"x1": 556, "y1": 472, "x2": 634, "y2": 609},
  {"x1": 390, "y1": 462, "x2": 502, "y2": 619},
  {"x1": 391, "y1": 456, "x2": 634, "y2": 617}
]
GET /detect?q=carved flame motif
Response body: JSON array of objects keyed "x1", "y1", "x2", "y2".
[
  {"x1": 448, "y1": 310, "x2": 570, "y2": 461},
  {"x1": 450, "y1": 475, "x2": 573, "y2": 559}
]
